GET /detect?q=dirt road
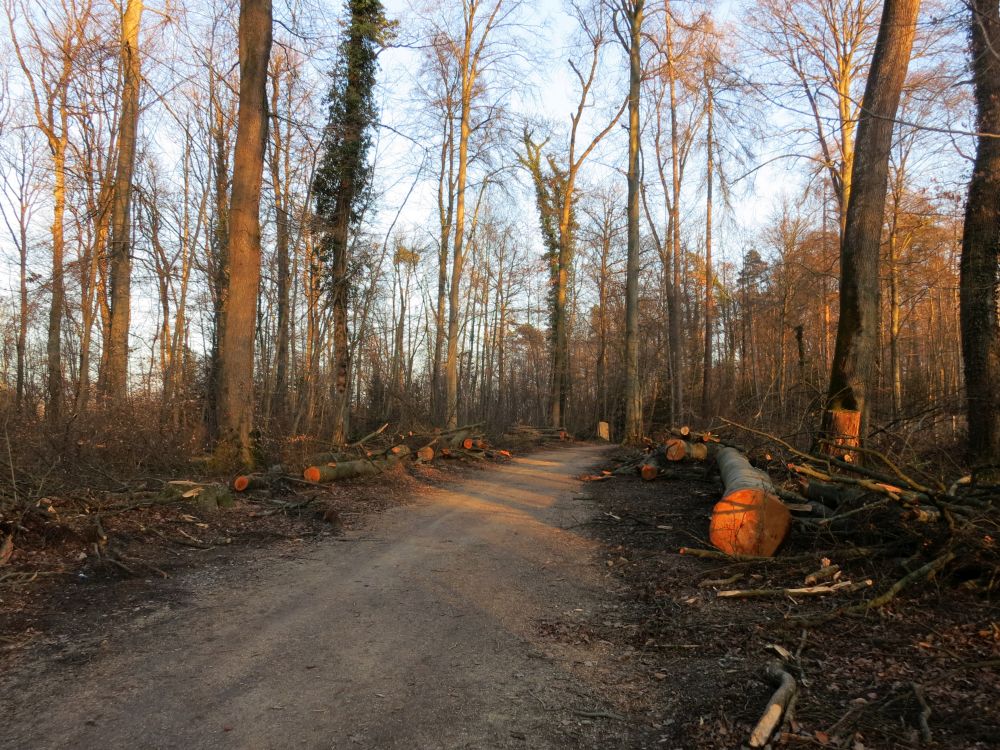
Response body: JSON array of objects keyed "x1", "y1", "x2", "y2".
[{"x1": 1, "y1": 445, "x2": 632, "y2": 749}]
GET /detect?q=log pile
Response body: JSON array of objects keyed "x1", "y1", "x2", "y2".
[
  {"x1": 501, "y1": 425, "x2": 573, "y2": 447},
  {"x1": 225, "y1": 424, "x2": 513, "y2": 491}
]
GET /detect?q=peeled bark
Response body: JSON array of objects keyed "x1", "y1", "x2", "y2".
[
  {"x1": 823, "y1": 0, "x2": 921, "y2": 440},
  {"x1": 960, "y1": 0, "x2": 1000, "y2": 476}
]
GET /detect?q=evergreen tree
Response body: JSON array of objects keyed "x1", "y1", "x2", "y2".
[{"x1": 313, "y1": 0, "x2": 395, "y2": 443}]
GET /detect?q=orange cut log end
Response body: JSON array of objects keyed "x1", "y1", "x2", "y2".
[
  {"x1": 416, "y1": 446, "x2": 435, "y2": 462},
  {"x1": 233, "y1": 476, "x2": 250, "y2": 492},
  {"x1": 303, "y1": 466, "x2": 321, "y2": 483},
  {"x1": 640, "y1": 464, "x2": 658, "y2": 481},
  {"x1": 665, "y1": 438, "x2": 688, "y2": 461},
  {"x1": 709, "y1": 489, "x2": 791, "y2": 557}
]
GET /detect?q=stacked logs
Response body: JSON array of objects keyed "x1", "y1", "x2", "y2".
[
  {"x1": 625, "y1": 429, "x2": 793, "y2": 557},
  {"x1": 230, "y1": 425, "x2": 505, "y2": 491}
]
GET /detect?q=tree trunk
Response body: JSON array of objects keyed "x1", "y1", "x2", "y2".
[
  {"x1": 103, "y1": 0, "x2": 143, "y2": 402},
  {"x1": 622, "y1": 0, "x2": 644, "y2": 444},
  {"x1": 269, "y1": 55, "x2": 292, "y2": 424},
  {"x1": 215, "y1": 0, "x2": 272, "y2": 466},
  {"x1": 702, "y1": 68, "x2": 714, "y2": 421},
  {"x1": 961, "y1": 0, "x2": 1000, "y2": 476},
  {"x1": 822, "y1": 0, "x2": 920, "y2": 444}
]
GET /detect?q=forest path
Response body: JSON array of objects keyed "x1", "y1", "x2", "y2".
[{"x1": 1, "y1": 444, "x2": 631, "y2": 749}]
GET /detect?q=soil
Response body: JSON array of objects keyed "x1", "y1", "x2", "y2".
[
  {"x1": 572, "y1": 448, "x2": 1000, "y2": 749},
  {"x1": 1, "y1": 443, "x2": 997, "y2": 749}
]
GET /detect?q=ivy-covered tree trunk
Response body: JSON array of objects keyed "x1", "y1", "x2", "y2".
[
  {"x1": 961, "y1": 0, "x2": 1000, "y2": 477},
  {"x1": 313, "y1": 0, "x2": 394, "y2": 443}
]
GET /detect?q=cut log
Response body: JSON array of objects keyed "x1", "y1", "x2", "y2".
[
  {"x1": 639, "y1": 450, "x2": 673, "y2": 481},
  {"x1": 232, "y1": 474, "x2": 268, "y2": 492},
  {"x1": 415, "y1": 445, "x2": 436, "y2": 462},
  {"x1": 304, "y1": 460, "x2": 380, "y2": 483},
  {"x1": 665, "y1": 438, "x2": 712, "y2": 462},
  {"x1": 710, "y1": 447, "x2": 791, "y2": 557},
  {"x1": 303, "y1": 451, "x2": 352, "y2": 467}
]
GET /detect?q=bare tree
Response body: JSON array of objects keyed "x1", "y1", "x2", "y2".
[
  {"x1": 5, "y1": 0, "x2": 95, "y2": 424},
  {"x1": 610, "y1": 0, "x2": 644, "y2": 443},
  {"x1": 102, "y1": 0, "x2": 143, "y2": 402},
  {"x1": 520, "y1": 0, "x2": 626, "y2": 429},
  {"x1": 822, "y1": 0, "x2": 921, "y2": 445},
  {"x1": 214, "y1": 0, "x2": 272, "y2": 465}
]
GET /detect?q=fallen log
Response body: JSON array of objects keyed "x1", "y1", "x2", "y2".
[
  {"x1": 665, "y1": 438, "x2": 713, "y2": 462},
  {"x1": 640, "y1": 451, "x2": 672, "y2": 481},
  {"x1": 304, "y1": 459, "x2": 380, "y2": 483},
  {"x1": 232, "y1": 474, "x2": 268, "y2": 492},
  {"x1": 302, "y1": 451, "x2": 352, "y2": 468},
  {"x1": 303, "y1": 444, "x2": 411, "y2": 483},
  {"x1": 710, "y1": 447, "x2": 791, "y2": 557}
]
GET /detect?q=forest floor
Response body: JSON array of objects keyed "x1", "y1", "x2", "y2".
[{"x1": 0, "y1": 443, "x2": 997, "y2": 749}]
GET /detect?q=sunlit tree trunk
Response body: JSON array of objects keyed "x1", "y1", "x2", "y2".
[
  {"x1": 215, "y1": 0, "x2": 272, "y2": 465},
  {"x1": 823, "y1": 0, "x2": 920, "y2": 443},
  {"x1": 103, "y1": 0, "x2": 143, "y2": 402}
]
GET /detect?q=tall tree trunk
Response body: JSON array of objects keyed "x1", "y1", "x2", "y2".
[
  {"x1": 702, "y1": 68, "x2": 714, "y2": 421},
  {"x1": 822, "y1": 0, "x2": 920, "y2": 443},
  {"x1": 622, "y1": 0, "x2": 644, "y2": 443},
  {"x1": 215, "y1": 0, "x2": 272, "y2": 466},
  {"x1": 103, "y1": 0, "x2": 143, "y2": 402},
  {"x1": 433, "y1": 112, "x2": 454, "y2": 423},
  {"x1": 268, "y1": 58, "x2": 291, "y2": 424},
  {"x1": 664, "y1": 5, "x2": 684, "y2": 423},
  {"x1": 961, "y1": 0, "x2": 1000, "y2": 475},
  {"x1": 207, "y1": 76, "x2": 231, "y2": 441}
]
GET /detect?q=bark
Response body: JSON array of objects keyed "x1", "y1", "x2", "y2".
[
  {"x1": 268, "y1": 54, "x2": 292, "y2": 423},
  {"x1": 961, "y1": 0, "x2": 1000, "y2": 475},
  {"x1": 446, "y1": 1, "x2": 506, "y2": 429},
  {"x1": 103, "y1": 0, "x2": 143, "y2": 402},
  {"x1": 702, "y1": 66, "x2": 714, "y2": 421},
  {"x1": 622, "y1": 0, "x2": 645, "y2": 443},
  {"x1": 823, "y1": 0, "x2": 921, "y2": 442},
  {"x1": 215, "y1": 0, "x2": 273, "y2": 466},
  {"x1": 664, "y1": 5, "x2": 684, "y2": 423},
  {"x1": 711, "y1": 446, "x2": 791, "y2": 557}
]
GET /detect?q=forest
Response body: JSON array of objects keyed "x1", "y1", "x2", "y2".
[
  {"x1": 1, "y1": 1, "x2": 999, "y2": 747},
  {"x1": 0, "y1": 0, "x2": 994, "y2": 478}
]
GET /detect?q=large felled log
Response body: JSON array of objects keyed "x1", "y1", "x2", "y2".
[
  {"x1": 304, "y1": 459, "x2": 380, "y2": 483},
  {"x1": 303, "y1": 451, "x2": 352, "y2": 468},
  {"x1": 303, "y1": 445, "x2": 411, "y2": 483},
  {"x1": 710, "y1": 446, "x2": 791, "y2": 557}
]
